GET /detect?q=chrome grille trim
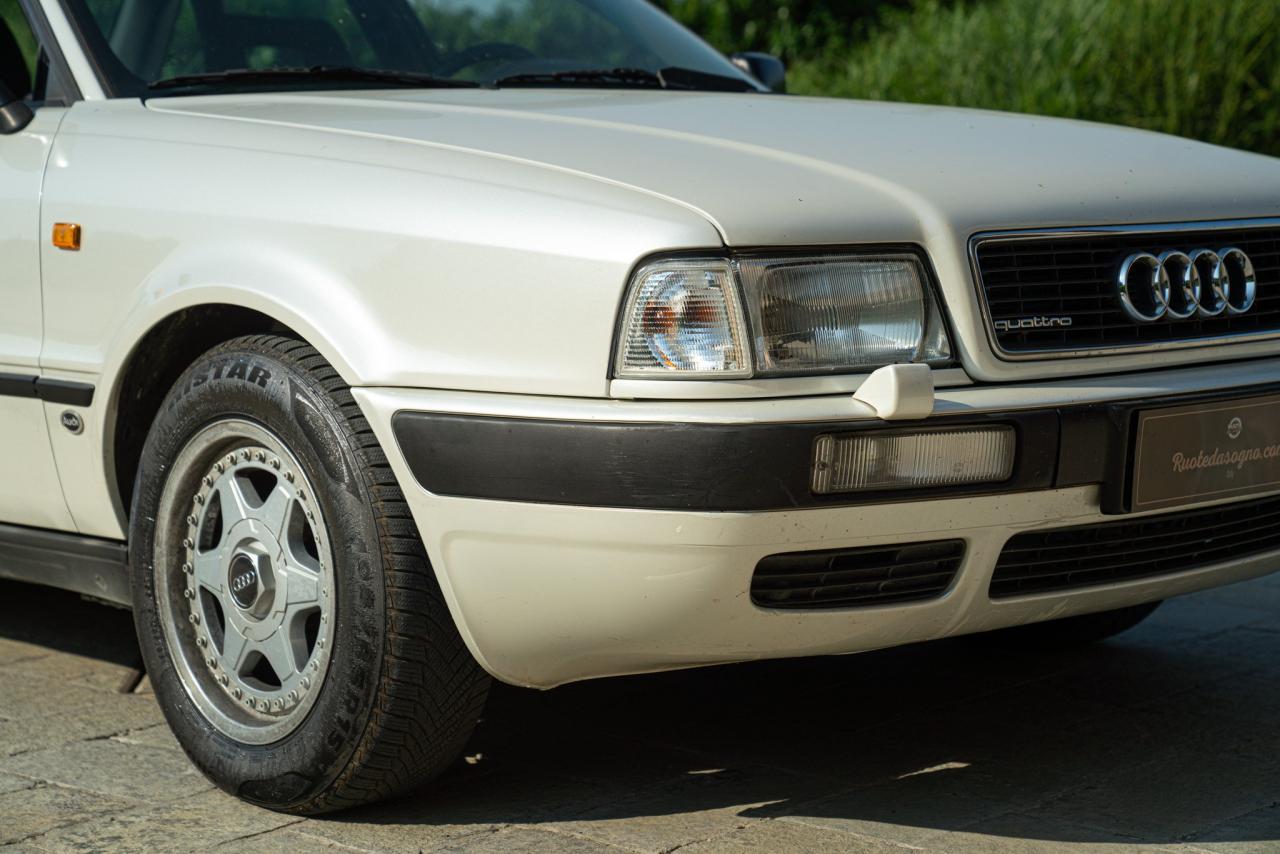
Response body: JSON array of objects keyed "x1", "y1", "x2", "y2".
[{"x1": 968, "y1": 218, "x2": 1280, "y2": 360}]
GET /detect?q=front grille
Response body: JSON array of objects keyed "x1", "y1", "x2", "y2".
[
  {"x1": 990, "y1": 494, "x2": 1280, "y2": 599},
  {"x1": 974, "y1": 223, "x2": 1280, "y2": 355},
  {"x1": 752, "y1": 540, "x2": 964, "y2": 610}
]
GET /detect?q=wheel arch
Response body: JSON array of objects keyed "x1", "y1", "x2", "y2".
[
  {"x1": 102, "y1": 286, "x2": 374, "y2": 528},
  {"x1": 107, "y1": 304, "x2": 290, "y2": 522}
]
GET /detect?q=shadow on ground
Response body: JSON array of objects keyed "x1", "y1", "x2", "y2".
[{"x1": 3, "y1": 576, "x2": 1278, "y2": 849}]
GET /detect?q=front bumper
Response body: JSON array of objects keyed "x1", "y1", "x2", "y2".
[{"x1": 353, "y1": 357, "x2": 1280, "y2": 688}]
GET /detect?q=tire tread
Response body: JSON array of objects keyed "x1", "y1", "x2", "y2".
[{"x1": 215, "y1": 335, "x2": 487, "y2": 814}]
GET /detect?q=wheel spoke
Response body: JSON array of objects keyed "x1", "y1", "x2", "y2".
[
  {"x1": 259, "y1": 629, "x2": 300, "y2": 684},
  {"x1": 259, "y1": 483, "x2": 293, "y2": 540},
  {"x1": 218, "y1": 475, "x2": 256, "y2": 527},
  {"x1": 192, "y1": 549, "x2": 224, "y2": 593},
  {"x1": 219, "y1": 625, "x2": 251, "y2": 676},
  {"x1": 282, "y1": 559, "x2": 320, "y2": 608}
]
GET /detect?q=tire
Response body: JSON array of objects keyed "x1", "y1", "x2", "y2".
[
  {"x1": 129, "y1": 334, "x2": 490, "y2": 814},
  {"x1": 988, "y1": 601, "x2": 1163, "y2": 648}
]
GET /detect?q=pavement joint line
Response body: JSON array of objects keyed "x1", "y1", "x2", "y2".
[
  {"x1": 104, "y1": 721, "x2": 182, "y2": 740},
  {"x1": 665, "y1": 814, "x2": 783, "y2": 854},
  {"x1": 440, "y1": 826, "x2": 507, "y2": 843},
  {"x1": 0, "y1": 775, "x2": 149, "y2": 805},
  {"x1": 2, "y1": 791, "x2": 139, "y2": 849},
  {"x1": 1182, "y1": 799, "x2": 1280, "y2": 844},
  {"x1": 773, "y1": 817, "x2": 928, "y2": 851},
  {"x1": 258, "y1": 826, "x2": 375, "y2": 853},
  {"x1": 999, "y1": 810, "x2": 1154, "y2": 842},
  {"x1": 517, "y1": 821, "x2": 648, "y2": 853},
  {"x1": 1002, "y1": 789, "x2": 1224, "y2": 847},
  {"x1": 0, "y1": 764, "x2": 214, "y2": 807},
  {"x1": 211, "y1": 817, "x2": 309, "y2": 848},
  {"x1": 655, "y1": 819, "x2": 752, "y2": 854},
  {"x1": 0, "y1": 773, "x2": 38, "y2": 789},
  {"x1": 2, "y1": 721, "x2": 179, "y2": 760},
  {"x1": 108, "y1": 729, "x2": 175, "y2": 747}
]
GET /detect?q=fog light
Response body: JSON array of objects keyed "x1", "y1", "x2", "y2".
[{"x1": 811, "y1": 426, "x2": 1016, "y2": 494}]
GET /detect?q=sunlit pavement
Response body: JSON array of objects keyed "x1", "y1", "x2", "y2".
[{"x1": 1, "y1": 570, "x2": 1278, "y2": 852}]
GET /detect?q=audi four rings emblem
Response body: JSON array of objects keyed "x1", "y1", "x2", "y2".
[{"x1": 1117, "y1": 247, "x2": 1257, "y2": 323}]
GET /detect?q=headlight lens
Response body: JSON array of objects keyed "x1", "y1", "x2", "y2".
[
  {"x1": 615, "y1": 252, "x2": 951, "y2": 380},
  {"x1": 616, "y1": 260, "x2": 752, "y2": 378},
  {"x1": 738, "y1": 254, "x2": 950, "y2": 376}
]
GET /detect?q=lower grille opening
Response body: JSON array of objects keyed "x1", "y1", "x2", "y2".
[
  {"x1": 752, "y1": 540, "x2": 965, "y2": 610},
  {"x1": 990, "y1": 494, "x2": 1280, "y2": 599}
]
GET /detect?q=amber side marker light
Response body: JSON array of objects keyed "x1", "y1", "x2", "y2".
[{"x1": 52, "y1": 222, "x2": 81, "y2": 251}]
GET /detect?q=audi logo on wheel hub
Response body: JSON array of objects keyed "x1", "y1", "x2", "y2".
[{"x1": 1117, "y1": 247, "x2": 1257, "y2": 323}]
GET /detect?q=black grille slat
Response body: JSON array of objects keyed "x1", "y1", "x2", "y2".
[
  {"x1": 975, "y1": 225, "x2": 1280, "y2": 353},
  {"x1": 1000, "y1": 504, "x2": 1280, "y2": 557},
  {"x1": 752, "y1": 540, "x2": 964, "y2": 610},
  {"x1": 752, "y1": 557, "x2": 961, "y2": 588},
  {"x1": 990, "y1": 495, "x2": 1280, "y2": 598},
  {"x1": 1000, "y1": 532, "x2": 1278, "y2": 579}
]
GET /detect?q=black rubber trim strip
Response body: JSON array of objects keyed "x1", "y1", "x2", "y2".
[
  {"x1": 53, "y1": 0, "x2": 132, "y2": 98},
  {"x1": 0, "y1": 522, "x2": 130, "y2": 607},
  {"x1": 392, "y1": 410, "x2": 1059, "y2": 512},
  {"x1": 0, "y1": 372, "x2": 38, "y2": 398},
  {"x1": 18, "y1": 0, "x2": 83, "y2": 104},
  {"x1": 33, "y1": 378, "x2": 95, "y2": 407},
  {"x1": 396, "y1": 381, "x2": 1280, "y2": 513},
  {"x1": 0, "y1": 374, "x2": 96, "y2": 405}
]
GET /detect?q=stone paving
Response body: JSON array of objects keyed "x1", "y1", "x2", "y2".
[{"x1": 0, "y1": 572, "x2": 1278, "y2": 853}]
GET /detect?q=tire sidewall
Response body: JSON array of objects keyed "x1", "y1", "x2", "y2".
[{"x1": 129, "y1": 340, "x2": 385, "y2": 808}]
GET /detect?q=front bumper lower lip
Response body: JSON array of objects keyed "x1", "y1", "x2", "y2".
[
  {"x1": 391, "y1": 381, "x2": 1280, "y2": 514},
  {"x1": 354, "y1": 383, "x2": 1280, "y2": 689}
]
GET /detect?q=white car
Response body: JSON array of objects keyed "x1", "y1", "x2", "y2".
[{"x1": 2, "y1": 0, "x2": 1278, "y2": 815}]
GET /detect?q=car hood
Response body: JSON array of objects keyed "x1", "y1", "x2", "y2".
[{"x1": 149, "y1": 89, "x2": 1280, "y2": 247}]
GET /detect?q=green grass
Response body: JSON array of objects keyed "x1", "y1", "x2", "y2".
[{"x1": 783, "y1": 0, "x2": 1280, "y2": 158}]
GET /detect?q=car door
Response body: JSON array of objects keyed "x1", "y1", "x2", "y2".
[{"x1": 0, "y1": 1, "x2": 74, "y2": 531}]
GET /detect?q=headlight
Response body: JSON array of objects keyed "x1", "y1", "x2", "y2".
[{"x1": 615, "y1": 252, "x2": 951, "y2": 379}]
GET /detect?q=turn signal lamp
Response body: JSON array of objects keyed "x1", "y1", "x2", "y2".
[{"x1": 616, "y1": 260, "x2": 752, "y2": 378}]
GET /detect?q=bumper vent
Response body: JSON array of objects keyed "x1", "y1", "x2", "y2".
[
  {"x1": 752, "y1": 540, "x2": 964, "y2": 610},
  {"x1": 990, "y1": 494, "x2": 1280, "y2": 599},
  {"x1": 974, "y1": 224, "x2": 1280, "y2": 355}
]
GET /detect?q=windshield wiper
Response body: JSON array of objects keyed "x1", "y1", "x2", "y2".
[
  {"x1": 149, "y1": 66, "x2": 481, "y2": 92},
  {"x1": 493, "y1": 66, "x2": 757, "y2": 93}
]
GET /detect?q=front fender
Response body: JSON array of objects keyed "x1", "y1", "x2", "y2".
[{"x1": 37, "y1": 100, "x2": 722, "y2": 539}]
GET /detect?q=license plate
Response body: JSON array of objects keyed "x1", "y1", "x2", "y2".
[{"x1": 1131, "y1": 394, "x2": 1280, "y2": 512}]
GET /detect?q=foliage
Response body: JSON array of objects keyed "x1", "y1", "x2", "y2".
[
  {"x1": 665, "y1": 0, "x2": 1280, "y2": 158},
  {"x1": 654, "y1": 0, "x2": 905, "y2": 60}
]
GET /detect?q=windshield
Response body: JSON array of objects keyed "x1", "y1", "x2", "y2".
[{"x1": 64, "y1": 0, "x2": 759, "y2": 96}]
